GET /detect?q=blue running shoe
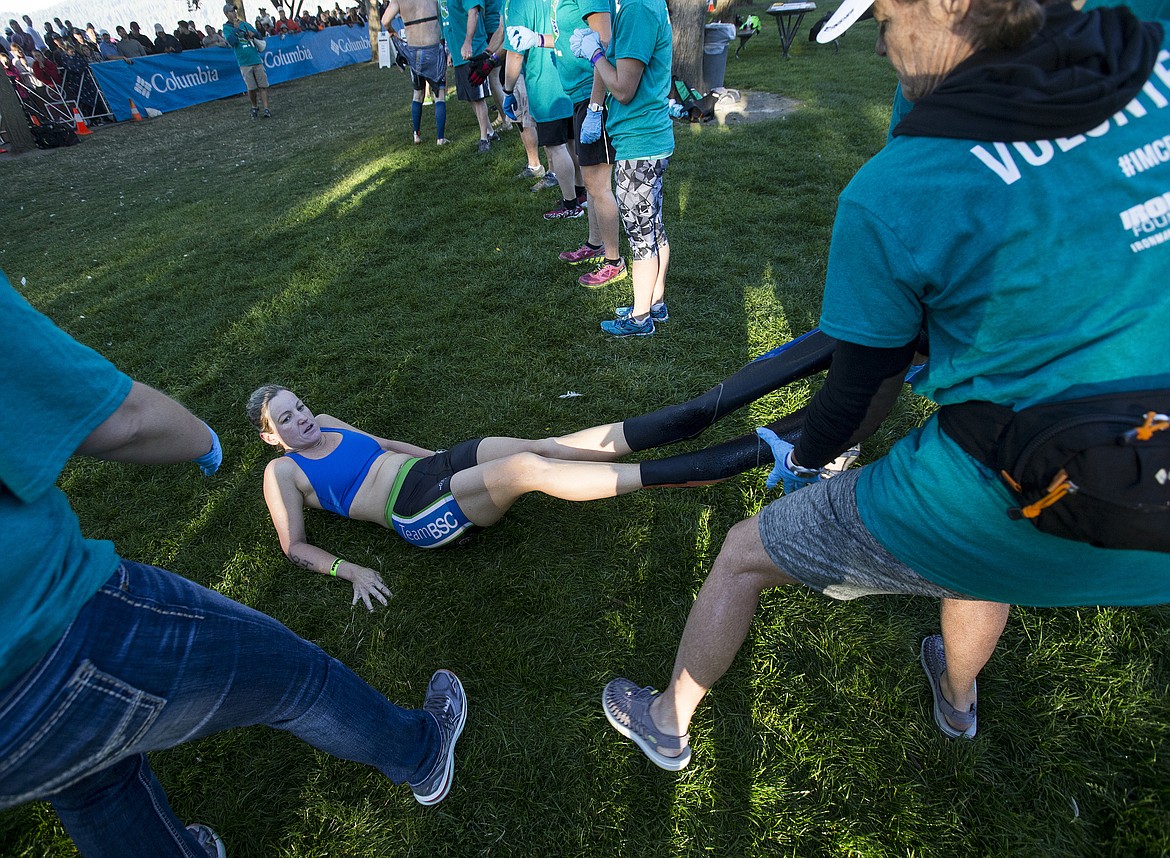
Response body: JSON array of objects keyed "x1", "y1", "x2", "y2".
[{"x1": 601, "y1": 315, "x2": 655, "y2": 337}]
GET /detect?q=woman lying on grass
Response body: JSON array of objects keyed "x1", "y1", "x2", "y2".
[{"x1": 248, "y1": 330, "x2": 893, "y2": 609}]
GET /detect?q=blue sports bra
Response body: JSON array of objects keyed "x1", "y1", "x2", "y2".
[{"x1": 285, "y1": 427, "x2": 385, "y2": 517}]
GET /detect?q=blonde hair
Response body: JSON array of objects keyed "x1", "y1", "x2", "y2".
[{"x1": 245, "y1": 384, "x2": 289, "y2": 434}]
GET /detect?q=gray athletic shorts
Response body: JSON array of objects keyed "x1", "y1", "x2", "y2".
[{"x1": 758, "y1": 469, "x2": 973, "y2": 601}]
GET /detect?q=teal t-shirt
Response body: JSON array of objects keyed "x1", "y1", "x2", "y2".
[
  {"x1": 887, "y1": 83, "x2": 913, "y2": 143},
  {"x1": 818, "y1": 35, "x2": 1170, "y2": 606},
  {"x1": 441, "y1": 0, "x2": 486, "y2": 67},
  {"x1": 1080, "y1": 0, "x2": 1170, "y2": 19},
  {"x1": 223, "y1": 19, "x2": 262, "y2": 66},
  {"x1": 550, "y1": 0, "x2": 602, "y2": 104},
  {"x1": 506, "y1": 0, "x2": 572, "y2": 122},
  {"x1": 484, "y1": 0, "x2": 503, "y2": 36},
  {"x1": 606, "y1": 0, "x2": 674, "y2": 160},
  {"x1": 0, "y1": 273, "x2": 133, "y2": 690}
]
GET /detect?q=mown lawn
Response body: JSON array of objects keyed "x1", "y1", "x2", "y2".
[{"x1": 2, "y1": 15, "x2": 1168, "y2": 857}]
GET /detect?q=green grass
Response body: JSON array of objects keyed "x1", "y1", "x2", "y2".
[{"x1": 3, "y1": 17, "x2": 1169, "y2": 857}]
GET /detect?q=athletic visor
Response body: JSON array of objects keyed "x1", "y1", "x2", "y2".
[{"x1": 816, "y1": 0, "x2": 876, "y2": 43}]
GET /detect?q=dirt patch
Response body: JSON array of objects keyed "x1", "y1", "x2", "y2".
[{"x1": 704, "y1": 88, "x2": 800, "y2": 126}]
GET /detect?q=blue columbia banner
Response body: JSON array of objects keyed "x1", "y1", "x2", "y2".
[{"x1": 91, "y1": 28, "x2": 373, "y2": 121}]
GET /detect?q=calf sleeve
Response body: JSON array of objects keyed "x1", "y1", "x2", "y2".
[
  {"x1": 639, "y1": 409, "x2": 807, "y2": 487},
  {"x1": 622, "y1": 329, "x2": 835, "y2": 452},
  {"x1": 412, "y1": 100, "x2": 422, "y2": 133},
  {"x1": 435, "y1": 101, "x2": 446, "y2": 138}
]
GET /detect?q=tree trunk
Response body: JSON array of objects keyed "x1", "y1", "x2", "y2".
[
  {"x1": 667, "y1": 0, "x2": 707, "y2": 91},
  {"x1": 368, "y1": 0, "x2": 380, "y2": 61}
]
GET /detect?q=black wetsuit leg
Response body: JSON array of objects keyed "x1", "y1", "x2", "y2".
[
  {"x1": 638, "y1": 410, "x2": 807, "y2": 487},
  {"x1": 622, "y1": 329, "x2": 836, "y2": 453}
]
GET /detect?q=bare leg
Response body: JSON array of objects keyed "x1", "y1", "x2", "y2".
[
  {"x1": 475, "y1": 422, "x2": 633, "y2": 463},
  {"x1": 471, "y1": 98, "x2": 492, "y2": 140},
  {"x1": 629, "y1": 252, "x2": 663, "y2": 317},
  {"x1": 450, "y1": 453, "x2": 644, "y2": 525},
  {"x1": 520, "y1": 122, "x2": 540, "y2": 169},
  {"x1": 258, "y1": 87, "x2": 269, "y2": 110},
  {"x1": 938, "y1": 598, "x2": 1009, "y2": 719},
  {"x1": 249, "y1": 90, "x2": 258, "y2": 107},
  {"x1": 648, "y1": 516, "x2": 795, "y2": 745},
  {"x1": 546, "y1": 144, "x2": 578, "y2": 201},
  {"x1": 582, "y1": 162, "x2": 619, "y2": 258}
]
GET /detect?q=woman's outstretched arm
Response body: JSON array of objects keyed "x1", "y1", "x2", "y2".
[{"x1": 262, "y1": 457, "x2": 393, "y2": 611}]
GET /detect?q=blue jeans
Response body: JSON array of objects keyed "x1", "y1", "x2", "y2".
[{"x1": 0, "y1": 561, "x2": 440, "y2": 857}]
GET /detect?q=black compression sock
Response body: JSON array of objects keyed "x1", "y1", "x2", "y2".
[{"x1": 638, "y1": 409, "x2": 807, "y2": 487}]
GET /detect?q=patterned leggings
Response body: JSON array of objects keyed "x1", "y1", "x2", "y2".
[{"x1": 615, "y1": 157, "x2": 669, "y2": 260}]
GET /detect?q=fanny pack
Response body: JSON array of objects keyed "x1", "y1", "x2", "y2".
[{"x1": 938, "y1": 390, "x2": 1170, "y2": 553}]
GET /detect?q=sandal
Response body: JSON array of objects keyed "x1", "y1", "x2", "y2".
[
  {"x1": 602, "y1": 678, "x2": 692, "y2": 770},
  {"x1": 920, "y1": 635, "x2": 977, "y2": 739}
]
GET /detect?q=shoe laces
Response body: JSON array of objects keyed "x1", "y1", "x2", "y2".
[{"x1": 424, "y1": 689, "x2": 457, "y2": 730}]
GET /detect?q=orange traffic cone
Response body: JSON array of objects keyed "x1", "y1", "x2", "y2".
[
  {"x1": 129, "y1": 99, "x2": 143, "y2": 121},
  {"x1": 72, "y1": 107, "x2": 92, "y2": 135}
]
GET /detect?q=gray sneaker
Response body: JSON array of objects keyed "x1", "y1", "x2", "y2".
[
  {"x1": 516, "y1": 164, "x2": 546, "y2": 180},
  {"x1": 186, "y1": 824, "x2": 225, "y2": 858},
  {"x1": 410, "y1": 669, "x2": 467, "y2": 805},
  {"x1": 476, "y1": 139, "x2": 491, "y2": 155},
  {"x1": 531, "y1": 171, "x2": 559, "y2": 192},
  {"x1": 920, "y1": 635, "x2": 977, "y2": 739}
]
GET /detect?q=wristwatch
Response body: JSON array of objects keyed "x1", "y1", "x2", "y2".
[{"x1": 587, "y1": 102, "x2": 603, "y2": 113}]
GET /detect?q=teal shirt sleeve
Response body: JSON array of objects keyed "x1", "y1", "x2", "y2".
[
  {"x1": 611, "y1": 1, "x2": 657, "y2": 63},
  {"x1": 0, "y1": 273, "x2": 133, "y2": 502},
  {"x1": 578, "y1": 0, "x2": 615, "y2": 21},
  {"x1": 819, "y1": 192, "x2": 926, "y2": 349}
]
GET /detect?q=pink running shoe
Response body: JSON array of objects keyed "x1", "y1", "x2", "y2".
[
  {"x1": 578, "y1": 260, "x2": 628, "y2": 288},
  {"x1": 559, "y1": 243, "x2": 605, "y2": 264}
]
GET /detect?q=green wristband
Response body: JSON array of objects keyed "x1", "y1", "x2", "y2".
[{"x1": 329, "y1": 558, "x2": 343, "y2": 577}]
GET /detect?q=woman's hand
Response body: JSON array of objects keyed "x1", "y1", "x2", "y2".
[{"x1": 345, "y1": 563, "x2": 393, "y2": 612}]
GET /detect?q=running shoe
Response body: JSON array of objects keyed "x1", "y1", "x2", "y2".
[
  {"x1": 186, "y1": 824, "x2": 226, "y2": 858},
  {"x1": 921, "y1": 636, "x2": 977, "y2": 739},
  {"x1": 409, "y1": 669, "x2": 467, "y2": 805},
  {"x1": 250, "y1": 107, "x2": 259, "y2": 119},
  {"x1": 516, "y1": 164, "x2": 546, "y2": 180},
  {"x1": 487, "y1": 131, "x2": 501, "y2": 143},
  {"x1": 531, "y1": 171, "x2": 559, "y2": 192},
  {"x1": 560, "y1": 243, "x2": 605, "y2": 264},
  {"x1": 601, "y1": 314, "x2": 655, "y2": 337},
  {"x1": 616, "y1": 302, "x2": 668, "y2": 322},
  {"x1": 602, "y1": 679, "x2": 691, "y2": 770},
  {"x1": 544, "y1": 201, "x2": 584, "y2": 220},
  {"x1": 578, "y1": 260, "x2": 628, "y2": 287},
  {"x1": 262, "y1": 108, "x2": 271, "y2": 119},
  {"x1": 476, "y1": 138, "x2": 491, "y2": 154}
]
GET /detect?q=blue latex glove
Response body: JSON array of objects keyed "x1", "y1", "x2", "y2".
[
  {"x1": 580, "y1": 107, "x2": 602, "y2": 144},
  {"x1": 193, "y1": 422, "x2": 223, "y2": 476},
  {"x1": 502, "y1": 92, "x2": 518, "y2": 121},
  {"x1": 756, "y1": 427, "x2": 820, "y2": 493},
  {"x1": 569, "y1": 27, "x2": 602, "y2": 61}
]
